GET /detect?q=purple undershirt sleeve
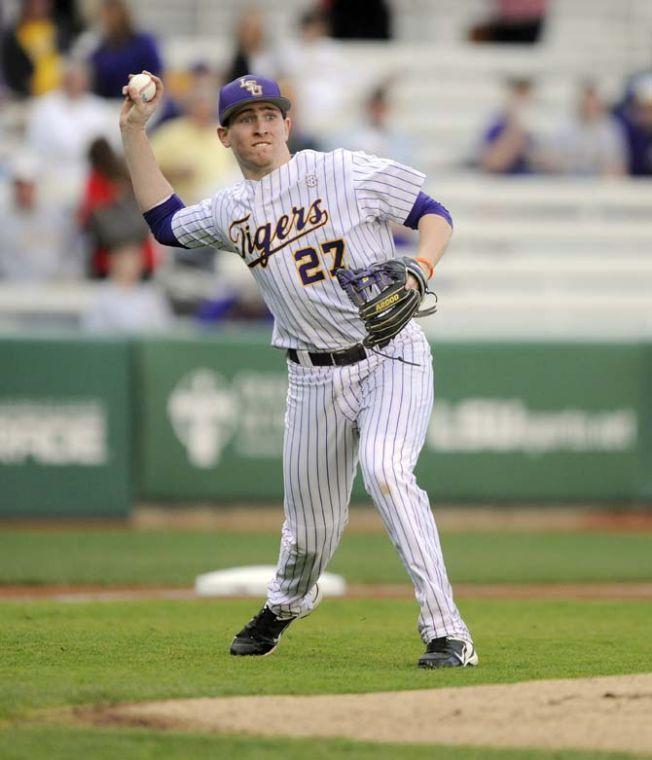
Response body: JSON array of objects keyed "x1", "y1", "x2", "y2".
[
  {"x1": 142, "y1": 193, "x2": 189, "y2": 248},
  {"x1": 403, "y1": 191, "x2": 453, "y2": 230}
]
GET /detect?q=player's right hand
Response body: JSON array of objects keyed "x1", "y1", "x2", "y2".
[{"x1": 119, "y1": 71, "x2": 164, "y2": 131}]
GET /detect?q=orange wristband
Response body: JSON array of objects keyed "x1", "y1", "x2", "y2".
[{"x1": 415, "y1": 257, "x2": 434, "y2": 280}]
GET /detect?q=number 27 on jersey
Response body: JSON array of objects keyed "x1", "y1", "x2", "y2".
[{"x1": 294, "y1": 239, "x2": 346, "y2": 286}]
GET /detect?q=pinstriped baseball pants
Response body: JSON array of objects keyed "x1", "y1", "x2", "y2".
[{"x1": 267, "y1": 326, "x2": 471, "y2": 643}]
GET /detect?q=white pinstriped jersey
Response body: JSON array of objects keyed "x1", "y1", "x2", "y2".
[{"x1": 171, "y1": 149, "x2": 425, "y2": 351}]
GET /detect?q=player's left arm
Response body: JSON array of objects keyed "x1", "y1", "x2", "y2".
[
  {"x1": 403, "y1": 191, "x2": 453, "y2": 288},
  {"x1": 348, "y1": 152, "x2": 452, "y2": 288}
]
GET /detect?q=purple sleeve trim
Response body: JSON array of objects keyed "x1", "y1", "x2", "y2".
[
  {"x1": 142, "y1": 194, "x2": 189, "y2": 248},
  {"x1": 403, "y1": 191, "x2": 453, "y2": 230}
]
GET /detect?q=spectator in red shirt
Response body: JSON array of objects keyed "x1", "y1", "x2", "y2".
[{"x1": 79, "y1": 137, "x2": 157, "y2": 278}]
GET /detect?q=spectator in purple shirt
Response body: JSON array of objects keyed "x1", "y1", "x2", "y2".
[
  {"x1": 88, "y1": 0, "x2": 162, "y2": 100},
  {"x1": 479, "y1": 77, "x2": 537, "y2": 174},
  {"x1": 615, "y1": 73, "x2": 652, "y2": 177}
]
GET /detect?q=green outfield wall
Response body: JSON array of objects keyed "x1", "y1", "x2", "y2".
[
  {"x1": 0, "y1": 333, "x2": 649, "y2": 515},
  {"x1": 136, "y1": 333, "x2": 285, "y2": 501},
  {"x1": 0, "y1": 336, "x2": 133, "y2": 516}
]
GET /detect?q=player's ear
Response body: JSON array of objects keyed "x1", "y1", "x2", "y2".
[
  {"x1": 217, "y1": 125, "x2": 230, "y2": 148},
  {"x1": 283, "y1": 115, "x2": 292, "y2": 141}
]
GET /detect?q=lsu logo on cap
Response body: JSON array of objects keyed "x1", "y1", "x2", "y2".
[{"x1": 240, "y1": 78, "x2": 263, "y2": 96}]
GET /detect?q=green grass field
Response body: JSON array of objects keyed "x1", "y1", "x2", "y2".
[
  {"x1": 2, "y1": 598, "x2": 651, "y2": 758},
  {"x1": 1, "y1": 528, "x2": 650, "y2": 585},
  {"x1": 0, "y1": 726, "x2": 641, "y2": 760},
  {"x1": 1, "y1": 525, "x2": 651, "y2": 758},
  {"x1": 4, "y1": 597, "x2": 652, "y2": 721}
]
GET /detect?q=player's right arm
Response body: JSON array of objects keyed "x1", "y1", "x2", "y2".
[
  {"x1": 119, "y1": 72, "x2": 225, "y2": 250},
  {"x1": 119, "y1": 72, "x2": 174, "y2": 212}
]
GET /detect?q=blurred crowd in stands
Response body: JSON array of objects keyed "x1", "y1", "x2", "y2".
[
  {"x1": 1, "y1": 0, "x2": 651, "y2": 333},
  {"x1": 479, "y1": 74, "x2": 652, "y2": 178}
]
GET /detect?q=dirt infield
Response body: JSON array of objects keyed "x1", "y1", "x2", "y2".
[
  {"x1": 4, "y1": 505, "x2": 652, "y2": 533},
  {"x1": 134, "y1": 505, "x2": 652, "y2": 533},
  {"x1": 1, "y1": 582, "x2": 650, "y2": 602},
  {"x1": 78, "y1": 673, "x2": 652, "y2": 755}
]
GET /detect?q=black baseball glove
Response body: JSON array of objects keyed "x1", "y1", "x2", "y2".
[{"x1": 335, "y1": 257, "x2": 437, "y2": 348}]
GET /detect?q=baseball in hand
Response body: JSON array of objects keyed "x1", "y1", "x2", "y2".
[{"x1": 128, "y1": 73, "x2": 156, "y2": 102}]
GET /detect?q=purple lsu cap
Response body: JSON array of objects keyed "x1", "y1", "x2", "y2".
[{"x1": 218, "y1": 75, "x2": 291, "y2": 125}]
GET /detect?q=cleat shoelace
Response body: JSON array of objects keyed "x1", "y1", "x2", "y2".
[{"x1": 240, "y1": 607, "x2": 293, "y2": 641}]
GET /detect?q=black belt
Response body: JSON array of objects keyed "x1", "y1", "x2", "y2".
[{"x1": 287, "y1": 344, "x2": 367, "y2": 367}]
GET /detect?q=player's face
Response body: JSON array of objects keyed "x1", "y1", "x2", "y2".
[{"x1": 218, "y1": 103, "x2": 291, "y2": 179}]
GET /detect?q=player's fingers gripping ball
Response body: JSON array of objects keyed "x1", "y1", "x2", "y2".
[
  {"x1": 127, "y1": 72, "x2": 156, "y2": 102},
  {"x1": 335, "y1": 258, "x2": 437, "y2": 348}
]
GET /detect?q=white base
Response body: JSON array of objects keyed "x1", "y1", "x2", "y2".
[{"x1": 194, "y1": 565, "x2": 347, "y2": 598}]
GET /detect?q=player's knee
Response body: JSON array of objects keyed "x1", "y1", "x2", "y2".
[{"x1": 360, "y1": 459, "x2": 403, "y2": 500}]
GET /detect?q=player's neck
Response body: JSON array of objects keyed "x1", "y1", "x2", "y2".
[{"x1": 239, "y1": 147, "x2": 292, "y2": 181}]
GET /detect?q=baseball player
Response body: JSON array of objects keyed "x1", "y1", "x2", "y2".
[{"x1": 120, "y1": 72, "x2": 477, "y2": 669}]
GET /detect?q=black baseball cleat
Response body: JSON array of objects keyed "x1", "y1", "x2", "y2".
[
  {"x1": 418, "y1": 636, "x2": 479, "y2": 669},
  {"x1": 230, "y1": 585, "x2": 322, "y2": 657},
  {"x1": 230, "y1": 605, "x2": 295, "y2": 656}
]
